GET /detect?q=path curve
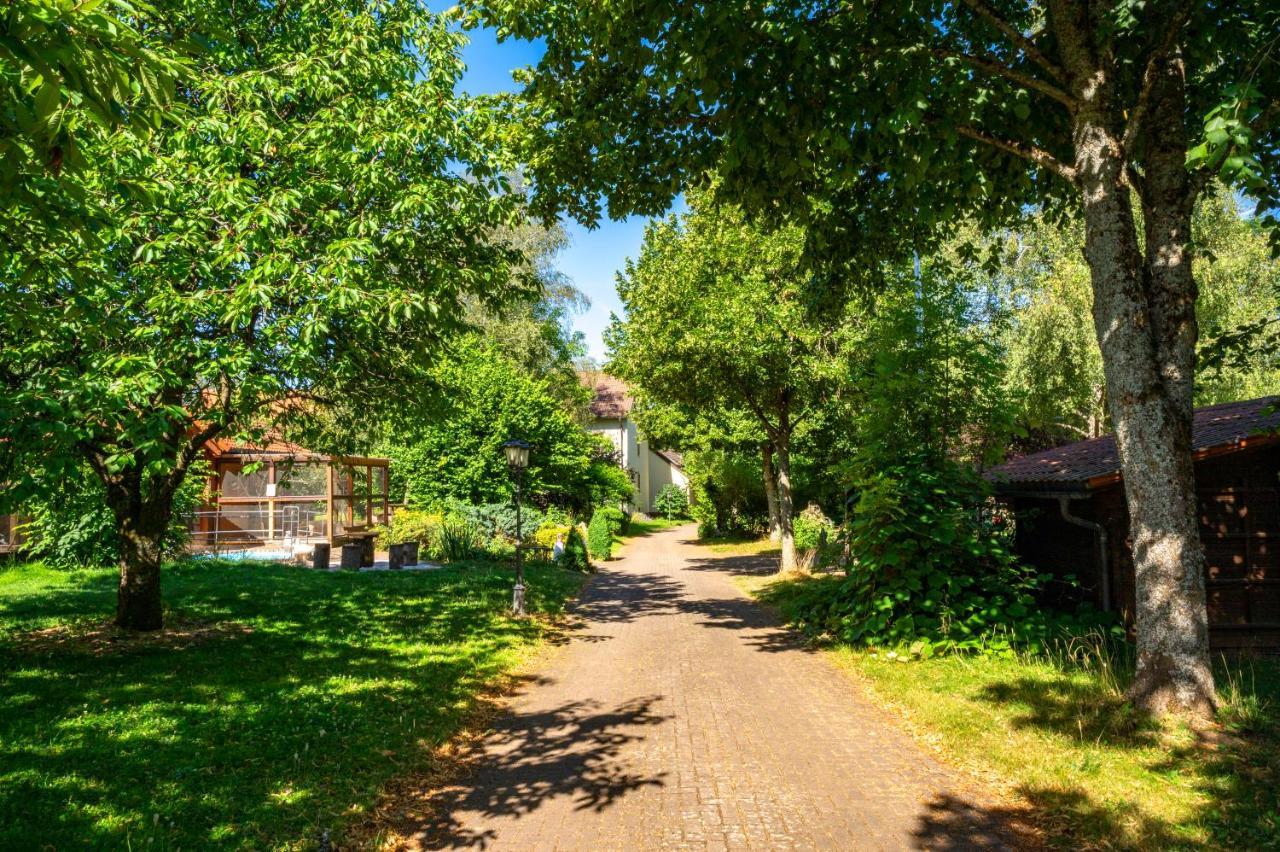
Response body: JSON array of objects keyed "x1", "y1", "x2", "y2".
[{"x1": 414, "y1": 524, "x2": 1016, "y2": 851}]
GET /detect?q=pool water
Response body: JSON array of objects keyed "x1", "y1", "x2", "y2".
[{"x1": 196, "y1": 549, "x2": 295, "y2": 562}]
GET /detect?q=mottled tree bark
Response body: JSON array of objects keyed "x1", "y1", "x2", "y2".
[
  {"x1": 774, "y1": 434, "x2": 797, "y2": 572},
  {"x1": 772, "y1": 393, "x2": 798, "y2": 573},
  {"x1": 762, "y1": 442, "x2": 782, "y2": 542},
  {"x1": 107, "y1": 482, "x2": 173, "y2": 632},
  {"x1": 1055, "y1": 4, "x2": 1215, "y2": 717}
]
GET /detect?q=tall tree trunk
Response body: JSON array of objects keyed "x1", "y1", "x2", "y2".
[
  {"x1": 774, "y1": 433, "x2": 797, "y2": 572},
  {"x1": 762, "y1": 442, "x2": 782, "y2": 542},
  {"x1": 106, "y1": 479, "x2": 173, "y2": 632},
  {"x1": 1066, "y1": 64, "x2": 1214, "y2": 715},
  {"x1": 1127, "y1": 47, "x2": 1215, "y2": 716}
]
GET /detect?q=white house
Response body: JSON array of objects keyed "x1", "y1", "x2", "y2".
[{"x1": 581, "y1": 372, "x2": 689, "y2": 513}]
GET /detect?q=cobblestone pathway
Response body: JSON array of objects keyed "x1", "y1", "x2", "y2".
[{"x1": 413, "y1": 525, "x2": 1016, "y2": 851}]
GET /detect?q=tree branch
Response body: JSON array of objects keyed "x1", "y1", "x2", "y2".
[
  {"x1": 958, "y1": 0, "x2": 1067, "y2": 83},
  {"x1": 930, "y1": 47, "x2": 1078, "y2": 110},
  {"x1": 1121, "y1": 0, "x2": 1194, "y2": 158},
  {"x1": 954, "y1": 123, "x2": 1078, "y2": 182}
]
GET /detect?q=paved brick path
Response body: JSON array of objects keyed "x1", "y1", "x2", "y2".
[{"x1": 413, "y1": 525, "x2": 1016, "y2": 851}]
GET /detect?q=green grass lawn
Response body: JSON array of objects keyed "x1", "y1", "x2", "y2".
[
  {"x1": 742, "y1": 569, "x2": 1280, "y2": 850},
  {"x1": 623, "y1": 515, "x2": 688, "y2": 537},
  {"x1": 0, "y1": 558, "x2": 584, "y2": 850}
]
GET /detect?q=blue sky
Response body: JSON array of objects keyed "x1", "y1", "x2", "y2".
[{"x1": 450, "y1": 21, "x2": 677, "y2": 363}]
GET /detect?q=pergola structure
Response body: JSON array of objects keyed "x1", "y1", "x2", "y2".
[{"x1": 193, "y1": 439, "x2": 390, "y2": 553}]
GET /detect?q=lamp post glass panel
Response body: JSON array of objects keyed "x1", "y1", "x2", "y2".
[{"x1": 503, "y1": 440, "x2": 531, "y2": 616}]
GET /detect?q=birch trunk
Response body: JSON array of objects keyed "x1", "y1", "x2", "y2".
[
  {"x1": 763, "y1": 442, "x2": 782, "y2": 542},
  {"x1": 774, "y1": 435, "x2": 797, "y2": 573}
]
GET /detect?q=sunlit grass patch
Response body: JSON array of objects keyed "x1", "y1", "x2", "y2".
[
  {"x1": 0, "y1": 558, "x2": 583, "y2": 849},
  {"x1": 744, "y1": 571, "x2": 1280, "y2": 849}
]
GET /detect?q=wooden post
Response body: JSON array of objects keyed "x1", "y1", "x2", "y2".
[
  {"x1": 311, "y1": 542, "x2": 331, "y2": 570},
  {"x1": 326, "y1": 463, "x2": 335, "y2": 544},
  {"x1": 340, "y1": 542, "x2": 362, "y2": 570},
  {"x1": 267, "y1": 461, "x2": 277, "y2": 542}
]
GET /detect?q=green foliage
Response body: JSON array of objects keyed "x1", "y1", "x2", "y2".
[
  {"x1": 471, "y1": 0, "x2": 1279, "y2": 260},
  {"x1": 958, "y1": 187, "x2": 1280, "y2": 450},
  {"x1": 792, "y1": 504, "x2": 834, "y2": 554},
  {"x1": 784, "y1": 456, "x2": 1051, "y2": 653},
  {"x1": 386, "y1": 337, "x2": 601, "y2": 510},
  {"x1": 652, "y1": 484, "x2": 689, "y2": 520},
  {"x1": 594, "y1": 506, "x2": 626, "y2": 537},
  {"x1": 22, "y1": 461, "x2": 205, "y2": 568},
  {"x1": 851, "y1": 266, "x2": 1017, "y2": 469},
  {"x1": 556, "y1": 524, "x2": 590, "y2": 572},
  {"x1": 373, "y1": 508, "x2": 444, "y2": 552},
  {"x1": 687, "y1": 448, "x2": 768, "y2": 538},
  {"x1": 534, "y1": 522, "x2": 570, "y2": 550},
  {"x1": 0, "y1": 558, "x2": 581, "y2": 847},
  {"x1": 584, "y1": 459, "x2": 635, "y2": 510},
  {"x1": 1, "y1": 0, "x2": 526, "y2": 625},
  {"x1": 586, "y1": 511, "x2": 614, "y2": 560},
  {"x1": 1, "y1": 0, "x2": 188, "y2": 253},
  {"x1": 436, "y1": 516, "x2": 484, "y2": 563}
]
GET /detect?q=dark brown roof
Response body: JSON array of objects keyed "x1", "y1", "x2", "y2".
[
  {"x1": 986, "y1": 397, "x2": 1280, "y2": 491},
  {"x1": 654, "y1": 449, "x2": 684, "y2": 469},
  {"x1": 582, "y1": 373, "x2": 634, "y2": 420}
]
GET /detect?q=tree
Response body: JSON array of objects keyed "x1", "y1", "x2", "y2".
[
  {"x1": 962, "y1": 184, "x2": 1280, "y2": 450},
  {"x1": 607, "y1": 194, "x2": 844, "y2": 571},
  {"x1": 471, "y1": 0, "x2": 1280, "y2": 717},
  {"x1": 384, "y1": 336, "x2": 609, "y2": 510},
  {"x1": 2, "y1": 0, "x2": 189, "y2": 282},
  {"x1": 0, "y1": 0, "x2": 522, "y2": 631},
  {"x1": 466, "y1": 209, "x2": 594, "y2": 415}
]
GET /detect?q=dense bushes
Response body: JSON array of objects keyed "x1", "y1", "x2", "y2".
[
  {"x1": 782, "y1": 457, "x2": 1053, "y2": 653},
  {"x1": 652, "y1": 484, "x2": 688, "y2": 519},
  {"x1": 21, "y1": 463, "x2": 204, "y2": 568},
  {"x1": 558, "y1": 524, "x2": 591, "y2": 571},
  {"x1": 384, "y1": 337, "x2": 616, "y2": 512},
  {"x1": 792, "y1": 503, "x2": 837, "y2": 569},
  {"x1": 587, "y1": 510, "x2": 615, "y2": 560},
  {"x1": 687, "y1": 449, "x2": 768, "y2": 538}
]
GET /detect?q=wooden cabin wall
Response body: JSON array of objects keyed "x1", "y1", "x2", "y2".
[
  {"x1": 1010, "y1": 442, "x2": 1280, "y2": 650},
  {"x1": 1011, "y1": 498, "x2": 1106, "y2": 610}
]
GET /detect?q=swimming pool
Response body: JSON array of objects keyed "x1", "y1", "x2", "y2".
[{"x1": 195, "y1": 549, "x2": 295, "y2": 562}]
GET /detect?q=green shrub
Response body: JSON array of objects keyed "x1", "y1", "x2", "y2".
[
  {"x1": 785, "y1": 455, "x2": 1054, "y2": 653},
  {"x1": 793, "y1": 503, "x2": 835, "y2": 552},
  {"x1": 374, "y1": 508, "x2": 443, "y2": 550},
  {"x1": 586, "y1": 460, "x2": 635, "y2": 511},
  {"x1": 587, "y1": 511, "x2": 613, "y2": 560},
  {"x1": 22, "y1": 461, "x2": 204, "y2": 568},
  {"x1": 534, "y1": 522, "x2": 571, "y2": 550},
  {"x1": 652, "y1": 484, "x2": 689, "y2": 519},
  {"x1": 435, "y1": 515, "x2": 483, "y2": 562},
  {"x1": 557, "y1": 524, "x2": 591, "y2": 571},
  {"x1": 595, "y1": 506, "x2": 626, "y2": 536}
]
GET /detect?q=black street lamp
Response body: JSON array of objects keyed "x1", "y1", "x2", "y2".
[{"x1": 503, "y1": 439, "x2": 531, "y2": 616}]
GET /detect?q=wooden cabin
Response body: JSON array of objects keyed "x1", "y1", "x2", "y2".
[
  {"x1": 192, "y1": 438, "x2": 390, "y2": 555},
  {"x1": 986, "y1": 397, "x2": 1280, "y2": 651}
]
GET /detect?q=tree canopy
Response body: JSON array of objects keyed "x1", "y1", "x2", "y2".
[
  {"x1": 471, "y1": 0, "x2": 1280, "y2": 716},
  {"x1": 0, "y1": 0, "x2": 525, "y2": 629},
  {"x1": 608, "y1": 192, "x2": 848, "y2": 569}
]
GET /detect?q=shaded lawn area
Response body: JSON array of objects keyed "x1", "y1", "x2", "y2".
[
  {"x1": 0, "y1": 558, "x2": 584, "y2": 849},
  {"x1": 745, "y1": 570, "x2": 1280, "y2": 850}
]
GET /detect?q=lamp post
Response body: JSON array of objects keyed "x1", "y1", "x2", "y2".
[{"x1": 503, "y1": 439, "x2": 531, "y2": 616}]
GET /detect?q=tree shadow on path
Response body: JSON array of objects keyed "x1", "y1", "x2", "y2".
[{"x1": 407, "y1": 694, "x2": 671, "y2": 849}]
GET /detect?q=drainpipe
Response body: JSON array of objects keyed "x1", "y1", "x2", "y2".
[{"x1": 1057, "y1": 495, "x2": 1111, "y2": 613}]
